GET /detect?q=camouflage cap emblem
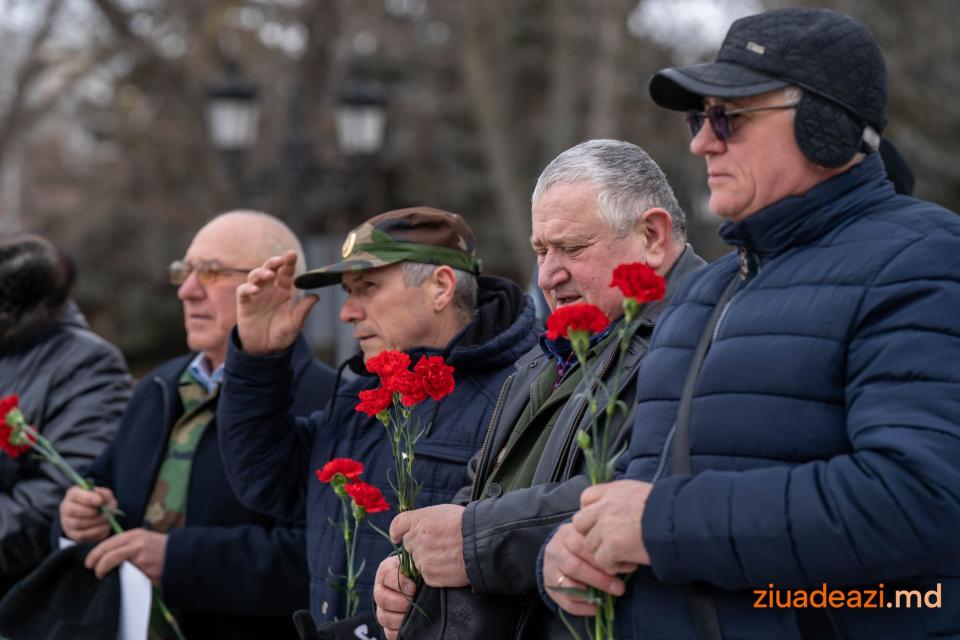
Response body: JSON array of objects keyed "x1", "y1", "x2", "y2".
[
  {"x1": 341, "y1": 231, "x2": 357, "y2": 259},
  {"x1": 294, "y1": 206, "x2": 481, "y2": 289}
]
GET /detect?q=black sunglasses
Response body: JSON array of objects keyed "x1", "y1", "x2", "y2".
[{"x1": 686, "y1": 102, "x2": 798, "y2": 141}]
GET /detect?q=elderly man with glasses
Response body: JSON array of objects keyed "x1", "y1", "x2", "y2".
[
  {"x1": 55, "y1": 211, "x2": 334, "y2": 639},
  {"x1": 543, "y1": 8, "x2": 960, "y2": 639}
]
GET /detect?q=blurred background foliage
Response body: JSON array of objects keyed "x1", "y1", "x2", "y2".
[{"x1": 0, "y1": 0, "x2": 956, "y2": 373}]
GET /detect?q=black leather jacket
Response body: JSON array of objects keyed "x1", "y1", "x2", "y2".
[{"x1": 459, "y1": 246, "x2": 706, "y2": 639}]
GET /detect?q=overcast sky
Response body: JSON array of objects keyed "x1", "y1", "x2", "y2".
[{"x1": 629, "y1": 0, "x2": 762, "y2": 63}]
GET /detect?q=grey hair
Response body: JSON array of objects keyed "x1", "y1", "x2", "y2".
[
  {"x1": 211, "y1": 209, "x2": 307, "y2": 275},
  {"x1": 783, "y1": 86, "x2": 802, "y2": 103},
  {"x1": 532, "y1": 139, "x2": 686, "y2": 238},
  {"x1": 401, "y1": 262, "x2": 478, "y2": 314}
]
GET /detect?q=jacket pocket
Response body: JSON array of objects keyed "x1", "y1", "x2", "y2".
[{"x1": 411, "y1": 441, "x2": 475, "y2": 506}]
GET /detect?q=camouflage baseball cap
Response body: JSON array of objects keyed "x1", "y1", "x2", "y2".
[{"x1": 294, "y1": 206, "x2": 482, "y2": 289}]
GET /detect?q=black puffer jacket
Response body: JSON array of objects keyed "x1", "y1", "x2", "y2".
[{"x1": 0, "y1": 301, "x2": 131, "y2": 594}]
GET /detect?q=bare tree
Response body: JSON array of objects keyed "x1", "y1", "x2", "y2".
[{"x1": 0, "y1": 0, "x2": 64, "y2": 171}]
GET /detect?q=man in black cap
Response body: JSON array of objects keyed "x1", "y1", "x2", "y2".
[
  {"x1": 544, "y1": 8, "x2": 960, "y2": 639},
  {"x1": 216, "y1": 207, "x2": 539, "y2": 632}
]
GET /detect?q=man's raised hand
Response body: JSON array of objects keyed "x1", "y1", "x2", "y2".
[{"x1": 236, "y1": 251, "x2": 318, "y2": 355}]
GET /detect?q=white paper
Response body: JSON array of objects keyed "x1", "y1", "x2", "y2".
[{"x1": 58, "y1": 537, "x2": 152, "y2": 640}]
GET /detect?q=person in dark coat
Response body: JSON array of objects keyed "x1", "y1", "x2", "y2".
[
  {"x1": 0, "y1": 234, "x2": 131, "y2": 597},
  {"x1": 217, "y1": 207, "x2": 540, "y2": 628},
  {"x1": 544, "y1": 8, "x2": 960, "y2": 639},
  {"x1": 373, "y1": 140, "x2": 706, "y2": 640},
  {"x1": 55, "y1": 211, "x2": 336, "y2": 640}
]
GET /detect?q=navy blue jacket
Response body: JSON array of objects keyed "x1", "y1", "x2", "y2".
[
  {"x1": 219, "y1": 275, "x2": 539, "y2": 624},
  {"x1": 613, "y1": 154, "x2": 960, "y2": 638},
  {"x1": 52, "y1": 335, "x2": 334, "y2": 640}
]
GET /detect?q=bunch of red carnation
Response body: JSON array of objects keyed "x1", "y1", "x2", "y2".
[
  {"x1": 356, "y1": 351, "x2": 456, "y2": 415},
  {"x1": 315, "y1": 457, "x2": 390, "y2": 617},
  {"x1": 353, "y1": 351, "x2": 457, "y2": 579},
  {"x1": 542, "y1": 262, "x2": 666, "y2": 640}
]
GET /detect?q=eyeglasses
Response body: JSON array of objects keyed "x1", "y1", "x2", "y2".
[
  {"x1": 168, "y1": 259, "x2": 254, "y2": 285},
  {"x1": 686, "y1": 102, "x2": 798, "y2": 141}
]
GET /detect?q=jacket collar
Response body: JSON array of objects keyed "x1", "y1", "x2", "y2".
[
  {"x1": 638, "y1": 244, "x2": 707, "y2": 325},
  {"x1": 718, "y1": 153, "x2": 893, "y2": 262}
]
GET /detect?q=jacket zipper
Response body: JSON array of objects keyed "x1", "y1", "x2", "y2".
[
  {"x1": 712, "y1": 246, "x2": 757, "y2": 341},
  {"x1": 549, "y1": 340, "x2": 621, "y2": 483},
  {"x1": 469, "y1": 374, "x2": 515, "y2": 501},
  {"x1": 653, "y1": 249, "x2": 756, "y2": 482}
]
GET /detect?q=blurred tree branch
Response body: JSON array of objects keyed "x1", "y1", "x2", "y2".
[
  {"x1": 457, "y1": 5, "x2": 534, "y2": 280},
  {"x1": 0, "y1": 0, "x2": 63, "y2": 170},
  {"x1": 586, "y1": 0, "x2": 632, "y2": 139},
  {"x1": 545, "y1": 0, "x2": 579, "y2": 157}
]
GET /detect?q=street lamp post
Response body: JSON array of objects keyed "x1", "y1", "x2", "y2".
[
  {"x1": 205, "y1": 68, "x2": 388, "y2": 365},
  {"x1": 205, "y1": 67, "x2": 260, "y2": 198},
  {"x1": 335, "y1": 82, "x2": 387, "y2": 156}
]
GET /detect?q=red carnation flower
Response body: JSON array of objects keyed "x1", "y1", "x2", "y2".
[
  {"x1": 366, "y1": 351, "x2": 411, "y2": 380},
  {"x1": 0, "y1": 431, "x2": 31, "y2": 459},
  {"x1": 545, "y1": 303, "x2": 610, "y2": 341},
  {"x1": 355, "y1": 386, "x2": 393, "y2": 417},
  {"x1": 0, "y1": 395, "x2": 33, "y2": 459},
  {"x1": 0, "y1": 395, "x2": 18, "y2": 417},
  {"x1": 384, "y1": 370, "x2": 428, "y2": 407},
  {"x1": 316, "y1": 458, "x2": 365, "y2": 484},
  {"x1": 413, "y1": 356, "x2": 456, "y2": 402},
  {"x1": 609, "y1": 263, "x2": 666, "y2": 304},
  {"x1": 345, "y1": 480, "x2": 391, "y2": 514}
]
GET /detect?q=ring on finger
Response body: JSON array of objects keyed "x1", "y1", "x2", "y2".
[{"x1": 556, "y1": 573, "x2": 567, "y2": 588}]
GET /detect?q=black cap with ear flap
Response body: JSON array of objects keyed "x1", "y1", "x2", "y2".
[
  {"x1": 794, "y1": 92, "x2": 880, "y2": 168},
  {"x1": 649, "y1": 8, "x2": 887, "y2": 168}
]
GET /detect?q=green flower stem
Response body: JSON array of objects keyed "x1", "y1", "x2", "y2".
[
  {"x1": 344, "y1": 497, "x2": 361, "y2": 618},
  {"x1": 19, "y1": 424, "x2": 186, "y2": 640},
  {"x1": 331, "y1": 480, "x2": 363, "y2": 619},
  {"x1": 568, "y1": 313, "x2": 645, "y2": 640},
  {"x1": 382, "y1": 398, "x2": 422, "y2": 579}
]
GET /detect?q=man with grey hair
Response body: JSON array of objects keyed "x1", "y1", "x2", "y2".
[
  {"x1": 217, "y1": 207, "x2": 539, "y2": 632},
  {"x1": 55, "y1": 211, "x2": 334, "y2": 639},
  {"x1": 375, "y1": 140, "x2": 705, "y2": 639}
]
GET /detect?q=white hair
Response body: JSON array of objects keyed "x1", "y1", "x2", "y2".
[{"x1": 532, "y1": 139, "x2": 686, "y2": 238}]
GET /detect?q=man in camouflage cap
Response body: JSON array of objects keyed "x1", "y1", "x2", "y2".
[{"x1": 217, "y1": 206, "x2": 539, "y2": 631}]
